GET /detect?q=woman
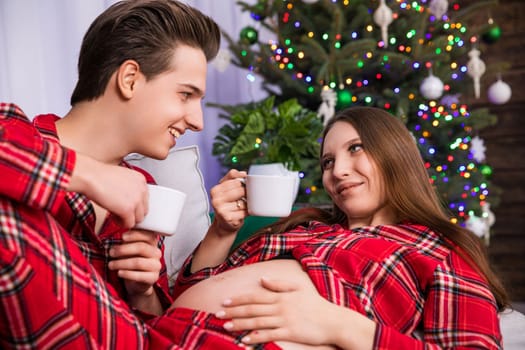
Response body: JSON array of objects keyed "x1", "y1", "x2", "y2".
[{"x1": 172, "y1": 106, "x2": 508, "y2": 349}]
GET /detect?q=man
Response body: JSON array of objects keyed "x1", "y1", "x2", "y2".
[{"x1": 0, "y1": 1, "x2": 247, "y2": 348}]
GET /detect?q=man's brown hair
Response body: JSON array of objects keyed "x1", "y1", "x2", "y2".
[{"x1": 70, "y1": 0, "x2": 220, "y2": 105}]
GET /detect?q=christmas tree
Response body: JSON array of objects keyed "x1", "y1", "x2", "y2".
[{"x1": 213, "y1": 0, "x2": 510, "y2": 241}]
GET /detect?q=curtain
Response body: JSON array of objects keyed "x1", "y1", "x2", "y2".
[{"x1": 0, "y1": 0, "x2": 267, "y2": 193}]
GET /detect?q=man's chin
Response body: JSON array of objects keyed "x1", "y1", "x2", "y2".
[{"x1": 144, "y1": 148, "x2": 170, "y2": 161}]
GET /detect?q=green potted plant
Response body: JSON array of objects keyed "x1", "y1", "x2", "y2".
[{"x1": 211, "y1": 95, "x2": 329, "y2": 204}]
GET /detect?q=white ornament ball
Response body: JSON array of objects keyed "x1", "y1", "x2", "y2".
[
  {"x1": 212, "y1": 48, "x2": 232, "y2": 73},
  {"x1": 302, "y1": 0, "x2": 320, "y2": 3},
  {"x1": 429, "y1": 0, "x2": 448, "y2": 19},
  {"x1": 466, "y1": 215, "x2": 489, "y2": 239},
  {"x1": 487, "y1": 78, "x2": 512, "y2": 104},
  {"x1": 420, "y1": 74, "x2": 444, "y2": 100},
  {"x1": 440, "y1": 93, "x2": 460, "y2": 107}
]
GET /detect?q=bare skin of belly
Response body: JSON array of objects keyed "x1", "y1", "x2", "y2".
[{"x1": 171, "y1": 259, "x2": 336, "y2": 350}]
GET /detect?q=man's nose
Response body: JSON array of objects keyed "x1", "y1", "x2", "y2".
[{"x1": 186, "y1": 105, "x2": 204, "y2": 132}]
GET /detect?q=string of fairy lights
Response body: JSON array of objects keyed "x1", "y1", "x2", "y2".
[{"x1": 233, "y1": 0, "x2": 503, "y2": 227}]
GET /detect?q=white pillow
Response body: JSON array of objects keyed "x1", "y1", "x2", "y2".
[
  {"x1": 500, "y1": 308, "x2": 525, "y2": 350},
  {"x1": 125, "y1": 146, "x2": 211, "y2": 283}
]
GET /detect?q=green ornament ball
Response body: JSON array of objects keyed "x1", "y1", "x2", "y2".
[
  {"x1": 250, "y1": 2, "x2": 267, "y2": 21},
  {"x1": 481, "y1": 24, "x2": 502, "y2": 44},
  {"x1": 336, "y1": 90, "x2": 352, "y2": 109},
  {"x1": 240, "y1": 26, "x2": 259, "y2": 45},
  {"x1": 480, "y1": 164, "x2": 493, "y2": 177}
]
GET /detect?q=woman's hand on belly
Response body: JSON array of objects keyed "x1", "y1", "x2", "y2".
[
  {"x1": 172, "y1": 260, "x2": 374, "y2": 349},
  {"x1": 214, "y1": 276, "x2": 343, "y2": 348}
]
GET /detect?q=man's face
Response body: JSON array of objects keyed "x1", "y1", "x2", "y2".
[{"x1": 125, "y1": 45, "x2": 207, "y2": 159}]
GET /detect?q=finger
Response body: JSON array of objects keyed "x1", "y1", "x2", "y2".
[
  {"x1": 259, "y1": 277, "x2": 300, "y2": 293},
  {"x1": 219, "y1": 169, "x2": 247, "y2": 184},
  {"x1": 108, "y1": 256, "x2": 161, "y2": 272},
  {"x1": 111, "y1": 241, "x2": 161, "y2": 259},
  {"x1": 211, "y1": 178, "x2": 246, "y2": 199},
  {"x1": 221, "y1": 291, "x2": 279, "y2": 308},
  {"x1": 117, "y1": 270, "x2": 159, "y2": 285},
  {"x1": 220, "y1": 279, "x2": 297, "y2": 307},
  {"x1": 241, "y1": 328, "x2": 290, "y2": 345},
  {"x1": 223, "y1": 315, "x2": 283, "y2": 332},
  {"x1": 213, "y1": 201, "x2": 246, "y2": 220},
  {"x1": 134, "y1": 183, "x2": 149, "y2": 224},
  {"x1": 216, "y1": 303, "x2": 278, "y2": 320},
  {"x1": 123, "y1": 229, "x2": 158, "y2": 244},
  {"x1": 234, "y1": 197, "x2": 247, "y2": 211},
  {"x1": 122, "y1": 185, "x2": 148, "y2": 228},
  {"x1": 134, "y1": 205, "x2": 146, "y2": 226},
  {"x1": 117, "y1": 209, "x2": 141, "y2": 229},
  {"x1": 218, "y1": 170, "x2": 236, "y2": 184},
  {"x1": 117, "y1": 209, "x2": 135, "y2": 229},
  {"x1": 110, "y1": 241, "x2": 160, "y2": 257},
  {"x1": 143, "y1": 185, "x2": 149, "y2": 217}
]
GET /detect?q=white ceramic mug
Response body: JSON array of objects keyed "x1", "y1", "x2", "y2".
[
  {"x1": 245, "y1": 174, "x2": 298, "y2": 217},
  {"x1": 248, "y1": 163, "x2": 300, "y2": 200},
  {"x1": 135, "y1": 184, "x2": 187, "y2": 236}
]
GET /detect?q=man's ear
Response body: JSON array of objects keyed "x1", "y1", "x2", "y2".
[{"x1": 116, "y1": 60, "x2": 140, "y2": 99}]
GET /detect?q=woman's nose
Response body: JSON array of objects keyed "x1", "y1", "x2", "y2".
[{"x1": 332, "y1": 158, "x2": 351, "y2": 178}]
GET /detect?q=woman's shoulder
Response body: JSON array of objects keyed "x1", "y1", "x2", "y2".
[
  {"x1": 362, "y1": 223, "x2": 452, "y2": 260},
  {"x1": 301, "y1": 220, "x2": 345, "y2": 234}
]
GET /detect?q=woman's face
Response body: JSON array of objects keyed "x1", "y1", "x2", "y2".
[{"x1": 321, "y1": 121, "x2": 396, "y2": 228}]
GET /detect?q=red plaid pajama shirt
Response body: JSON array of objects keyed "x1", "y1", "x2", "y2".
[
  {"x1": 175, "y1": 220, "x2": 503, "y2": 349},
  {"x1": 0, "y1": 103, "x2": 266, "y2": 349}
]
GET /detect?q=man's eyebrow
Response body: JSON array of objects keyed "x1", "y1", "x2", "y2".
[{"x1": 180, "y1": 83, "x2": 205, "y2": 97}]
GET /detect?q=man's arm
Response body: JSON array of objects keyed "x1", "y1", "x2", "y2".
[
  {"x1": 0, "y1": 103, "x2": 75, "y2": 213},
  {"x1": 0, "y1": 102, "x2": 148, "y2": 228}
]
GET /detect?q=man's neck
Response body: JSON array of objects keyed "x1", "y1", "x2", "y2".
[{"x1": 56, "y1": 101, "x2": 127, "y2": 165}]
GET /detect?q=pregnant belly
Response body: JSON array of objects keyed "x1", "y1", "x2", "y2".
[
  {"x1": 172, "y1": 259, "x2": 336, "y2": 350},
  {"x1": 172, "y1": 259, "x2": 316, "y2": 314}
]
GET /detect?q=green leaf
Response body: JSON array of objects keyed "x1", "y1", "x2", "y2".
[
  {"x1": 244, "y1": 111, "x2": 266, "y2": 134},
  {"x1": 230, "y1": 133, "x2": 260, "y2": 157}
]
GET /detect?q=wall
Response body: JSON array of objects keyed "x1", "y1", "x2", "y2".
[{"x1": 463, "y1": 0, "x2": 525, "y2": 302}]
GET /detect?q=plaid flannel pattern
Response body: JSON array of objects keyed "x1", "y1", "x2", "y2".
[
  {"x1": 0, "y1": 103, "x2": 255, "y2": 349},
  {"x1": 175, "y1": 221, "x2": 503, "y2": 349}
]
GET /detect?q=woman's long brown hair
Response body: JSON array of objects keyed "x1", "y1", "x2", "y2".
[{"x1": 259, "y1": 106, "x2": 509, "y2": 310}]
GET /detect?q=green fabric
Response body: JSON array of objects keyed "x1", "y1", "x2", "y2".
[{"x1": 209, "y1": 213, "x2": 280, "y2": 248}]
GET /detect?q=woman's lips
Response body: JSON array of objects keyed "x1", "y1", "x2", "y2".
[{"x1": 336, "y1": 181, "x2": 363, "y2": 194}]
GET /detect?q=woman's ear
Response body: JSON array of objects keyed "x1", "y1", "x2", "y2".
[{"x1": 116, "y1": 60, "x2": 140, "y2": 99}]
